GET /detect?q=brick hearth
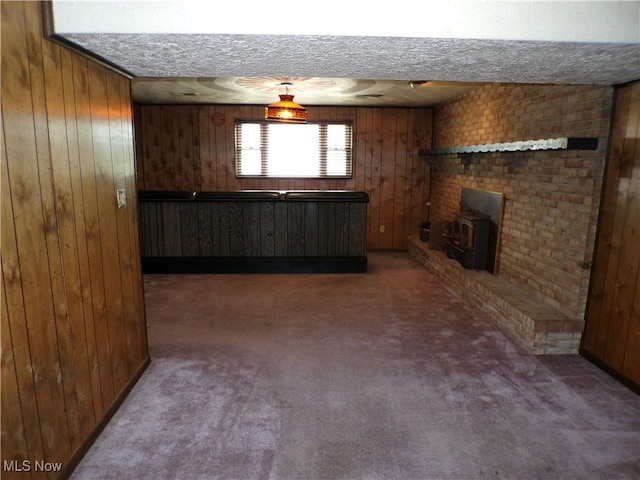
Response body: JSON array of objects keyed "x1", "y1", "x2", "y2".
[{"x1": 408, "y1": 235, "x2": 583, "y2": 354}]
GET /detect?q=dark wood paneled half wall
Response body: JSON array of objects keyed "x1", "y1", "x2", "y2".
[
  {"x1": 138, "y1": 191, "x2": 369, "y2": 273},
  {"x1": 133, "y1": 104, "x2": 433, "y2": 251}
]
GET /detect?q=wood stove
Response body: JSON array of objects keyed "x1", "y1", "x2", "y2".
[{"x1": 444, "y1": 211, "x2": 491, "y2": 271}]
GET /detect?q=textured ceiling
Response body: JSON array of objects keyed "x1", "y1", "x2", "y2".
[
  {"x1": 49, "y1": 3, "x2": 640, "y2": 107},
  {"x1": 70, "y1": 34, "x2": 639, "y2": 84},
  {"x1": 130, "y1": 78, "x2": 488, "y2": 107}
]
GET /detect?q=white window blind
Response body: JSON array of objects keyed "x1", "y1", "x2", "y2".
[{"x1": 235, "y1": 121, "x2": 353, "y2": 178}]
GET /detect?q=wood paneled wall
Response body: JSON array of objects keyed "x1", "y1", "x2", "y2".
[
  {"x1": 581, "y1": 81, "x2": 640, "y2": 389},
  {"x1": 1, "y1": 2, "x2": 148, "y2": 478},
  {"x1": 134, "y1": 104, "x2": 433, "y2": 250}
]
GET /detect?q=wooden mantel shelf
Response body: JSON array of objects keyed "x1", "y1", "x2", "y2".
[{"x1": 418, "y1": 137, "x2": 598, "y2": 156}]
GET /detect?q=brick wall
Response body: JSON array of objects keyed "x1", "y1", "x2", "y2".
[{"x1": 427, "y1": 83, "x2": 614, "y2": 320}]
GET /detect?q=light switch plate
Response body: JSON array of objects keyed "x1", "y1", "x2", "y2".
[{"x1": 116, "y1": 188, "x2": 127, "y2": 208}]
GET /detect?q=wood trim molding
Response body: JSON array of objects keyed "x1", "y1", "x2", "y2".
[
  {"x1": 580, "y1": 349, "x2": 640, "y2": 395},
  {"x1": 58, "y1": 356, "x2": 152, "y2": 480},
  {"x1": 40, "y1": 1, "x2": 135, "y2": 79}
]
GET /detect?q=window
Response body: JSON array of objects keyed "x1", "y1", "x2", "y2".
[{"x1": 235, "y1": 121, "x2": 353, "y2": 178}]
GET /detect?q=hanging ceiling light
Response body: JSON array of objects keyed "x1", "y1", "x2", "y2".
[{"x1": 265, "y1": 82, "x2": 307, "y2": 123}]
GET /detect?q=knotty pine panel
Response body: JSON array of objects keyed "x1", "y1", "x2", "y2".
[
  {"x1": 134, "y1": 104, "x2": 433, "y2": 251},
  {"x1": 3, "y1": 2, "x2": 71, "y2": 468},
  {"x1": 582, "y1": 81, "x2": 640, "y2": 388},
  {"x1": 1, "y1": 2, "x2": 149, "y2": 478}
]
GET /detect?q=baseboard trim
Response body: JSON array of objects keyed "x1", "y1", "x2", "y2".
[
  {"x1": 141, "y1": 256, "x2": 368, "y2": 274},
  {"x1": 58, "y1": 356, "x2": 152, "y2": 479},
  {"x1": 579, "y1": 348, "x2": 640, "y2": 395}
]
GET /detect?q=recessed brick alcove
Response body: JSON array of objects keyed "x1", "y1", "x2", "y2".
[{"x1": 408, "y1": 235, "x2": 584, "y2": 354}]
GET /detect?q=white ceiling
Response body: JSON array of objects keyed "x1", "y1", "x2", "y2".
[{"x1": 48, "y1": 1, "x2": 640, "y2": 107}]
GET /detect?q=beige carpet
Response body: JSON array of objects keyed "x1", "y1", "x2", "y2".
[{"x1": 71, "y1": 252, "x2": 640, "y2": 480}]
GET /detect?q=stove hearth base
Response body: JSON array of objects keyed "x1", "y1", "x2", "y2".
[{"x1": 408, "y1": 235, "x2": 583, "y2": 355}]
